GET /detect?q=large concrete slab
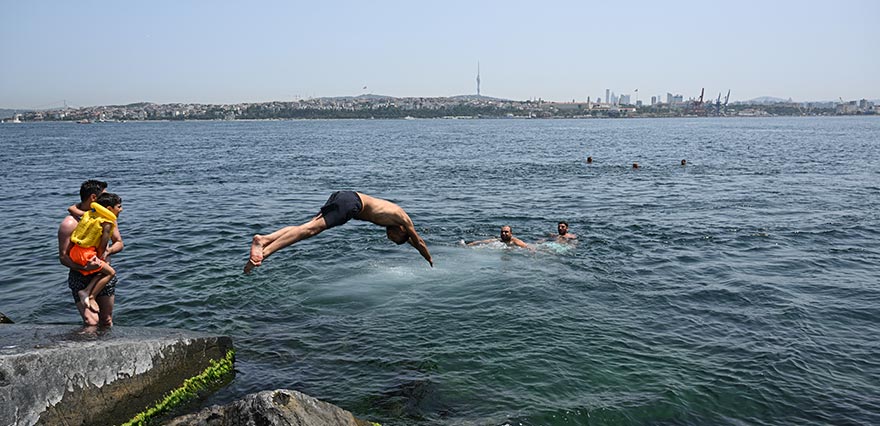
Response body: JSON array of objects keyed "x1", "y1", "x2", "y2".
[{"x1": 0, "y1": 324, "x2": 233, "y2": 426}]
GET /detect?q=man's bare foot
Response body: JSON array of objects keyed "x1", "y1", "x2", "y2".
[
  {"x1": 80, "y1": 303, "x2": 98, "y2": 325},
  {"x1": 244, "y1": 235, "x2": 264, "y2": 273},
  {"x1": 77, "y1": 289, "x2": 90, "y2": 306},
  {"x1": 85, "y1": 296, "x2": 99, "y2": 313},
  {"x1": 244, "y1": 259, "x2": 260, "y2": 274}
]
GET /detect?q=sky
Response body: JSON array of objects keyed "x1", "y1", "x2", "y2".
[{"x1": 1, "y1": 0, "x2": 878, "y2": 108}]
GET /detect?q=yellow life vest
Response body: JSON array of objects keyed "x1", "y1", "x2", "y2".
[{"x1": 70, "y1": 202, "x2": 117, "y2": 248}]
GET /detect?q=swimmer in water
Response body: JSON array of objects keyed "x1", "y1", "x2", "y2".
[
  {"x1": 467, "y1": 225, "x2": 530, "y2": 249},
  {"x1": 554, "y1": 221, "x2": 577, "y2": 241}
]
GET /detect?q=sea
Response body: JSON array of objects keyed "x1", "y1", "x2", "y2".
[{"x1": 1, "y1": 117, "x2": 878, "y2": 425}]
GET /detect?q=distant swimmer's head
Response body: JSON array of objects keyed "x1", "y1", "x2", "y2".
[
  {"x1": 500, "y1": 226, "x2": 513, "y2": 243},
  {"x1": 586, "y1": 156, "x2": 593, "y2": 164},
  {"x1": 632, "y1": 162, "x2": 639, "y2": 169},
  {"x1": 557, "y1": 221, "x2": 569, "y2": 236},
  {"x1": 386, "y1": 225, "x2": 409, "y2": 245},
  {"x1": 681, "y1": 159, "x2": 687, "y2": 166}
]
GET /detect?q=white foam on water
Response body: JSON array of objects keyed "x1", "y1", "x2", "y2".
[{"x1": 536, "y1": 241, "x2": 576, "y2": 255}]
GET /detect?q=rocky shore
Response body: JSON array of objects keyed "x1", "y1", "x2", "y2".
[{"x1": 0, "y1": 314, "x2": 377, "y2": 426}]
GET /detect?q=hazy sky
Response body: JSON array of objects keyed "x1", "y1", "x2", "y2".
[{"x1": 2, "y1": 0, "x2": 877, "y2": 108}]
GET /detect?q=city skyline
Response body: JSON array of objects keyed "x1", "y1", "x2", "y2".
[{"x1": 2, "y1": 1, "x2": 878, "y2": 109}]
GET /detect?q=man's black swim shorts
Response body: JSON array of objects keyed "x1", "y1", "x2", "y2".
[
  {"x1": 69, "y1": 270, "x2": 117, "y2": 303},
  {"x1": 320, "y1": 191, "x2": 363, "y2": 229}
]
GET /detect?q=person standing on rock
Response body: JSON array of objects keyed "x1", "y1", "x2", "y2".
[{"x1": 58, "y1": 180, "x2": 124, "y2": 326}]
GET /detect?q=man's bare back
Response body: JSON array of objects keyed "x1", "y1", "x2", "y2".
[{"x1": 355, "y1": 193, "x2": 411, "y2": 226}]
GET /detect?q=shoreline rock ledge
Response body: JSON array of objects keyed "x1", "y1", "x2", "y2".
[
  {"x1": 0, "y1": 324, "x2": 233, "y2": 426},
  {"x1": 165, "y1": 389, "x2": 379, "y2": 426}
]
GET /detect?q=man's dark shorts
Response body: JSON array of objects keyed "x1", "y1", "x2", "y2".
[
  {"x1": 320, "y1": 191, "x2": 363, "y2": 229},
  {"x1": 69, "y1": 270, "x2": 117, "y2": 303}
]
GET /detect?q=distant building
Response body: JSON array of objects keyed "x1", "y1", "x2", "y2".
[
  {"x1": 552, "y1": 102, "x2": 591, "y2": 112},
  {"x1": 837, "y1": 101, "x2": 859, "y2": 114},
  {"x1": 651, "y1": 96, "x2": 657, "y2": 105},
  {"x1": 619, "y1": 94, "x2": 631, "y2": 105},
  {"x1": 605, "y1": 89, "x2": 610, "y2": 106}
]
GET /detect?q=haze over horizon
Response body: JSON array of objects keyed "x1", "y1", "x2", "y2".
[{"x1": 2, "y1": 0, "x2": 877, "y2": 109}]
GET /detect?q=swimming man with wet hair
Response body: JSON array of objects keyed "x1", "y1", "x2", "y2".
[
  {"x1": 467, "y1": 225, "x2": 530, "y2": 249},
  {"x1": 555, "y1": 221, "x2": 577, "y2": 240}
]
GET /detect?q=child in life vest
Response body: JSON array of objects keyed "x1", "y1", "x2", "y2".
[{"x1": 69, "y1": 192, "x2": 123, "y2": 312}]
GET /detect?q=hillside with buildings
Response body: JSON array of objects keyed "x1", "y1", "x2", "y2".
[{"x1": 2, "y1": 95, "x2": 876, "y2": 123}]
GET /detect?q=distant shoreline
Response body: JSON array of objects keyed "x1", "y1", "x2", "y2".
[
  {"x1": 3, "y1": 97, "x2": 875, "y2": 122},
  {"x1": 4, "y1": 114, "x2": 878, "y2": 125}
]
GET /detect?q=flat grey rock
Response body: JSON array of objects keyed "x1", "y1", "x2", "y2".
[{"x1": 0, "y1": 324, "x2": 233, "y2": 426}]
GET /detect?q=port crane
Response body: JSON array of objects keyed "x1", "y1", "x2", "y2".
[
  {"x1": 715, "y1": 89, "x2": 731, "y2": 115},
  {"x1": 690, "y1": 88, "x2": 705, "y2": 115}
]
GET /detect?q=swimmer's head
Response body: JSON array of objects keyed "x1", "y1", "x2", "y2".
[
  {"x1": 500, "y1": 226, "x2": 513, "y2": 242},
  {"x1": 557, "y1": 221, "x2": 569, "y2": 235},
  {"x1": 681, "y1": 159, "x2": 687, "y2": 166},
  {"x1": 632, "y1": 162, "x2": 639, "y2": 169},
  {"x1": 386, "y1": 226, "x2": 409, "y2": 245},
  {"x1": 586, "y1": 156, "x2": 593, "y2": 164}
]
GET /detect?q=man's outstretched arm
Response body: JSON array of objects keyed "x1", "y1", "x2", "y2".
[
  {"x1": 466, "y1": 238, "x2": 495, "y2": 246},
  {"x1": 404, "y1": 223, "x2": 433, "y2": 267},
  {"x1": 512, "y1": 237, "x2": 531, "y2": 249}
]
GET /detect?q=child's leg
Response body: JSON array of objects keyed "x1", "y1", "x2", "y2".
[{"x1": 82, "y1": 264, "x2": 116, "y2": 312}]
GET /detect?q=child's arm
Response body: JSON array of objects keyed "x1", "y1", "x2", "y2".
[
  {"x1": 68, "y1": 203, "x2": 87, "y2": 219},
  {"x1": 105, "y1": 224, "x2": 125, "y2": 257},
  {"x1": 96, "y1": 222, "x2": 114, "y2": 259}
]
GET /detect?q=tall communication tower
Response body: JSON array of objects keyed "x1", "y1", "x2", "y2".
[{"x1": 476, "y1": 61, "x2": 481, "y2": 97}]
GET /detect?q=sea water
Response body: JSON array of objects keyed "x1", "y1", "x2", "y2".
[{"x1": 1, "y1": 117, "x2": 878, "y2": 425}]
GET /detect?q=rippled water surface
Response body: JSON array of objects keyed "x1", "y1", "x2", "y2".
[{"x1": 2, "y1": 117, "x2": 879, "y2": 425}]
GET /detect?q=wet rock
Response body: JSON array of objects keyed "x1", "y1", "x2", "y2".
[
  {"x1": 0, "y1": 324, "x2": 233, "y2": 426},
  {"x1": 165, "y1": 389, "x2": 378, "y2": 426},
  {"x1": 0, "y1": 312, "x2": 12, "y2": 324}
]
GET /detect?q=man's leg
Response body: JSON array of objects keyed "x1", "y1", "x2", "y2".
[
  {"x1": 97, "y1": 295, "x2": 114, "y2": 326},
  {"x1": 76, "y1": 298, "x2": 99, "y2": 326},
  {"x1": 245, "y1": 216, "x2": 328, "y2": 273}
]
